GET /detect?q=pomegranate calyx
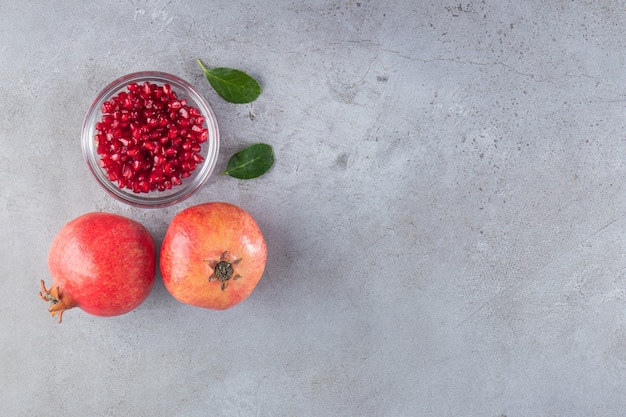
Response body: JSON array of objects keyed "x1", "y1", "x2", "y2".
[
  {"x1": 39, "y1": 280, "x2": 60, "y2": 304},
  {"x1": 204, "y1": 251, "x2": 242, "y2": 291},
  {"x1": 39, "y1": 280, "x2": 72, "y2": 324}
]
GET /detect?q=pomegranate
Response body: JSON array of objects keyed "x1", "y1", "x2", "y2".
[
  {"x1": 39, "y1": 212, "x2": 156, "y2": 323},
  {"x1": 160, "y1": 202, "x2": 267, "y2": 310},
  {"x1": 95, "y1": 81, "x2": 208, "y2": 193}
]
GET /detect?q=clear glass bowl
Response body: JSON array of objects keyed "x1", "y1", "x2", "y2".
[{"x1": 81, "y1": 71, "x2": 219, "y2": 208}]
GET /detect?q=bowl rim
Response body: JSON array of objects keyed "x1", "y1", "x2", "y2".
[{"x1": 81, "y1": 71, "x2": 220, "y2": 208}]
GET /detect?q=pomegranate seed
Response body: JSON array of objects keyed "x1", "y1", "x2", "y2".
[
  {"x1": 139, "y1": 181, "x2": 150, "y2": 193},
  {"x1": 154, "y1": 154, "x2": 166, "y2": 165},
  {"x1": 126, "y1": 147, "x2": 140, "y2": 157},
  {"x1": 122, "y1": 164, "x2": 133, "y2": 179},
  {"x1": 181, "y1": 161, "x2": 195, "y2": 171},
  {"x1": 149, "y1": 170, "x2": 163, "y2": 184},
  {"x1": 101, "y1": 101, "x2": 114, "y2": 113},
  {"x1": 131, "y1": 129, "x2": 142, "y2": 140},
  {"x1": 163, "y1": 162, "x2": 175, "y2": 173},
  {"x1": 94, "y1": 81, "x2": 207, "y2": 193}
]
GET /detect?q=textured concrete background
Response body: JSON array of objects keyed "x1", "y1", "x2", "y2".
[{"x1": 2, "y1": 1, "x2": 626, "y2": 416}]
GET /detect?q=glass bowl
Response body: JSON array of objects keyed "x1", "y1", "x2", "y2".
[{"x1": 81, "y1": 71, "x2": 219, "y2": 208}]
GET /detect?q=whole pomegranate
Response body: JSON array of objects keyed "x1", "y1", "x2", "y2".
[
  {"x1": 39, "y1": 212, "x2": 156, "y2": 323},
  {"x1": 160, "y1": 202, "x2": 267, "y2": 310}
]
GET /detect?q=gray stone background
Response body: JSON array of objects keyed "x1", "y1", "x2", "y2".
[{"x1": 2, "y1": 1, "x2": 626, "y2": 416}]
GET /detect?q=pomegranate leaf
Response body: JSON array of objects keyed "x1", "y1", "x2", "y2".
[
  {"x1": 222, "y1": 143, "x2": 274, "y2": 179},
  {"x1": 197, "y1": 59, "x2": 261, "y2": 104}
]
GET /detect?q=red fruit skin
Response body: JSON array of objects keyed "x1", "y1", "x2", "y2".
[
  {"x1": 48, "y1": 212, "x2": 155, "y2": 317},
  {"x1": 160, "y1": 202, "x2": 267, "y2": 310}
]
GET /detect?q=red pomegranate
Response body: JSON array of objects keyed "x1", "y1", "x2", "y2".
[
  {"x1": 39, "y1": 212, "x2": 156, "y2": 323},
  {"x1": 160, "y1": 202, "x2": 267, "y2": 310}
]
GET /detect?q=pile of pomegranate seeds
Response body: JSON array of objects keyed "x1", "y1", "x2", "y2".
[{"x1": 95, "y1": 81, "x2": 209, "y2": 193}]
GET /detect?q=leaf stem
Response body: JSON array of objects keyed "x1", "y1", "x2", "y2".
[{"x1": 197, "y1": 58, "x2": 209, "y2": 74}]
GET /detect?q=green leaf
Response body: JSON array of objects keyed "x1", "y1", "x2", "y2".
[
  {"x1": 222, "y1": 143, "x2": 274, "y2": 179},
  {"x1": 197, "y1": 59, "x2": 262, "y2": 104}
]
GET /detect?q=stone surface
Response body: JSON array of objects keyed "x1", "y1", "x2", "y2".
[{"x1": 2, "y1": 1, "x2": 626, "y2": 416}]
